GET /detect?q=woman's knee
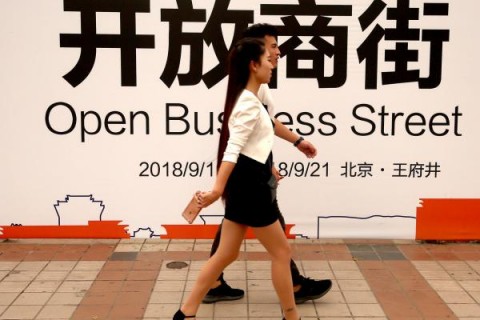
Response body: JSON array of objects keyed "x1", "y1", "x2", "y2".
[
  {"x1": 214, "y1": 249, "x2": 239, "y2": 266},
  {"x1": 270, "y1": 243, "x2": 292, "y2": 263}
]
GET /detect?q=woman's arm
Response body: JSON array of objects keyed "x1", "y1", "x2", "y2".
[
  {"x1": 198, "y1": 93, "x2": 264, "y2": 207},
  {"x1": 197, "y1": 161, "x2": 235, "y2": 208}
]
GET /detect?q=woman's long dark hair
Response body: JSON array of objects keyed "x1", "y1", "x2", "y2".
[{"x1": 216, "y1": 38, "x2": 265, "y2": 173}]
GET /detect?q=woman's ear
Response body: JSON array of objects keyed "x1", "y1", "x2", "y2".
[{"x1": 249, "y1": 60, "x2": 258, "y2": 73}]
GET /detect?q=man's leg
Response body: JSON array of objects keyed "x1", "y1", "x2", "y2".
[
  {"x1": 274, "y1": 199, "x2": 333, "y2": 304},
  {"x1": 209, "y1": 220, "x2": 224, "y2": 281},
  {"x1": 202, "y1": 220, "x2": 245, "y2": 303}
]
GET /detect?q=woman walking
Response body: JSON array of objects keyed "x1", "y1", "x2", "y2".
[{"x1": 173, "y1": 37, "x2": 300, "y2": 320}]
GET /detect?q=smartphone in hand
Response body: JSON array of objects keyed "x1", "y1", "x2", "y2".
[{"x1": 181, "y1": 192, "x2": 202, "y2": 224}]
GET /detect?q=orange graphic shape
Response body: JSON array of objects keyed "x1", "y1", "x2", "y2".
[
  {"x1": 416, "y1": 198, "x2": 480, "y2": 240},
  {"x1": 161, "y1": 224, "x2": 296, "y2": 239},
  {"x1": 0, "y1": 221, "x2": 129, "y2": 239}
]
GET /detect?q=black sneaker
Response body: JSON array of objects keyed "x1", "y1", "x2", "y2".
[
  {"x1": 294, "y1": 278, "x2": 332, "y2": 304},
  {"x1": 202, "y1": 280, "x2": 245, "y2": 303}
]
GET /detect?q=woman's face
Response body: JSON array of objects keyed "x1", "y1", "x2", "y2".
[{"x1": 254, "y1": 50, "x2": 274, "y2": 84}]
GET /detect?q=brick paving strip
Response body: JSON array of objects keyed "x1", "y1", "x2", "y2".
[
  {"x1": 348, "y1": 242, "x2": 454, "y2": 319},
  {"x1": 71, "y1": 245, "x2": 211, "y2": 320},
  {"x1": 1, "y1": 239, "x2": 480, "y2": 319},
  {"x1": 358, "y1": 260, "x2": 455, "y2": 319}
]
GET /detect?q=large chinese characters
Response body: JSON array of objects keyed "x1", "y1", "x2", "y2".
[{"x1": 60, "y1": 0, "x2": 449, "y2": 89}]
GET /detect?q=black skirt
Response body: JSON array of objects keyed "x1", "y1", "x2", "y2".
[{"x1": 224, "y1": 153, "x2": 279, "y2": 227}]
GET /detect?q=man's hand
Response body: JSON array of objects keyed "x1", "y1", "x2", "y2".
[{"x1": 297, "y1": 139, "x2": 317, "y2": 158}]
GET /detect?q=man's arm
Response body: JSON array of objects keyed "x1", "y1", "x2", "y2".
[{"x1": 274, "y1": 118, "x2": 317, "y2": 158}]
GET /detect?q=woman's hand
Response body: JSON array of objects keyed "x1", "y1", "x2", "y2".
[
  {"x1": 272, "y1": 166, "x2": 284, "y2": 183},
  {"x1": 197, "y1": 190, "x2": 222, "y2": 208}
]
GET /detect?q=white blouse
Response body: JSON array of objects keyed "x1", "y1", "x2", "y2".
[
  {"x1": 257, "y1": 83, "x2": 276, "y2": 115},
  {"x1": 222, "y1": 89, "x2": 275, "y2": 164}
]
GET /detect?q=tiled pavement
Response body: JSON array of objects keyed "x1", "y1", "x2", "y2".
[{"x1": 1, "y1": 239, "x2": 480, "y2": 320}]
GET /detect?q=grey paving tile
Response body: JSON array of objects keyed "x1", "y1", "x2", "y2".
[
  {"x1": 347, "y1": 244, "x2": 374, "y2": 252},
  {"x1": 377, "y1": 252, "x2": 406, "y2": 260},
  {"x1": 110, "y1": 252, "x2": 138, "y2": 261},
  {"x1": 350, "y1": 252, "x2": 380, "y2": 260},
  {"x1": 372, "y1": 244, "x2": 401, "y2": 252}
]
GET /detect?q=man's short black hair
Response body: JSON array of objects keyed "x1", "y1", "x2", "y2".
[{"x1": 242, "y1": 23, "x2": 278, "y2": 39}]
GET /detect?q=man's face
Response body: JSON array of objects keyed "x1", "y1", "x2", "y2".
[{"x1": 264, "y1": 35, "x2": 280, "y2": 69}]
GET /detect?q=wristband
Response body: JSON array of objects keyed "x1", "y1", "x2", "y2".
[{"x1": 293, "y1": 136, "x2": 304, "y2": 147}]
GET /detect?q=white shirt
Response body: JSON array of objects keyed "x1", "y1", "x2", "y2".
[
  {"x1": 258, "y1": 83, "x2": 276, "y2": 115},
  {"x1": 222, "y1": 89, "x2": 275, "y2": 164}
]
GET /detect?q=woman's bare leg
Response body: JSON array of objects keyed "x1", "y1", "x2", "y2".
[
  {"x1": 254, "y1": 220, "x2": 299, "y2": 320},
  {"x1": 180, "y1": 220, "x2": 247, "y2": 316}
]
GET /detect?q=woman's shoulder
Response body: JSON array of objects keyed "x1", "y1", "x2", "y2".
[
  {"x1": 235, "y1": 90, "x2": 262, "y2": 109},
  {"x1": 238, "y1": 89, "x2": 263, "y2": 105},
  {"x1": 238, "y1": 89, "x2": 256, "y2": 99}
]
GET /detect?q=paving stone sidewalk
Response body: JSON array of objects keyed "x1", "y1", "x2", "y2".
[{"x1": 1, "y1": 238, "x2": 479, "y2": 319}]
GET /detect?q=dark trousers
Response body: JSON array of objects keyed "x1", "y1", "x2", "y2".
[{"x1": 209, "y1": 198, "x2": 303, "y2": 286}]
